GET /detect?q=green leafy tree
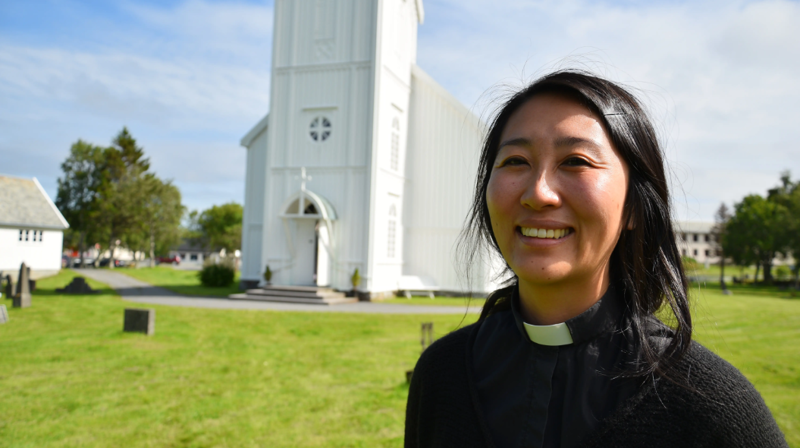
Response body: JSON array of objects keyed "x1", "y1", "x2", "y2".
[
  {"x1": 56, "y1": 140, "x2": 106, "y2": 267},
  {"x1": 724, "y1": 194, "x2": 788, "y2": 283},
  {"x1": 197, "y1": 202, "x2": 243, "y2": 253},
  {"x1": 767, "y1": 171, "x2": 800, "y2": 286},
  {"x1": 95, "y1": 128, "x2": 151, "y2": 268},
  {"x1": 712, "y1": 203, "x2": 731, "y2": 290},
  {"x1": 139, "y1": 176, "x2": 185, "y2": 266}
]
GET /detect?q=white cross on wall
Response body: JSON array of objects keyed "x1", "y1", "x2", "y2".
[{"x1": 299, "y1": 167, "x2": 312, "y2": 192}]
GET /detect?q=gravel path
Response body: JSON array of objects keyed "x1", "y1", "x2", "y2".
[{"x1": 74, "y1": 269, "x2": 480, "y2": 315}]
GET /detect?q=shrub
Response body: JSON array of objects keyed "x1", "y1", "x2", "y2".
[{"x1": 199, "y1": 258, "x2": 235, "y2": 287}]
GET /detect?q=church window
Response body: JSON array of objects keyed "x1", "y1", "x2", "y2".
[
  {"x1": 309, "y1": 116, "x2": 332, "y2": 142},
  {"x1": 391, "y1": 117, "x2": 400, "y2": 171},
  {"x1": 25, "y1": 230, "x2": 29, "y2": 241},
  {"x1": 19, "y1": 230, "x2": 23, "y2": 241},
  {"x1": 39, "y1": 231, "x2": 43, "y2": 242}
]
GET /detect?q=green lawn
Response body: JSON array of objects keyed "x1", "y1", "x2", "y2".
[
  {"x1": 0, "y1": 270, "x2": 797, "y2": 447},
  {"x1": 380, "y1": 296, "x2": 486, "y2": 307},
  {"x1": 122, "y1": 266, "x2": 241, "y2": 297}
]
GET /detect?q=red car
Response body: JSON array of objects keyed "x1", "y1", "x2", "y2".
[{"x1": 156, "y1": 255, "x2": 181, "y2": 265}]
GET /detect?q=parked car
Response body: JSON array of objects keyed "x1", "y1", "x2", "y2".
[
  {"x1": 72, "y1": 257, "x2": 96, "y2": 268},
  {"x1": 98, "y1": 258, "x2": 130, "y2": 268},
  {"x1": 157, "y1": 255, "x2": 181, "y2": 265}
]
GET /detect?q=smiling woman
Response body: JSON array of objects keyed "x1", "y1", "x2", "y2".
[{"x1": 404, "y1": 71, "x2": 788, "y2": 448}]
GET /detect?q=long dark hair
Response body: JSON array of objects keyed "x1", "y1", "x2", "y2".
[{"x1": 462, "y1": 70, "x2": 691, "y2": 379}]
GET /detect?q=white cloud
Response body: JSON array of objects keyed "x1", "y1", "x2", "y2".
[
  {"x1": 0, "y1": 0, "x2": 272, "y2": 209},
  {"x1": 417, "y1": 0, "x2": 800, "y2": 220}
]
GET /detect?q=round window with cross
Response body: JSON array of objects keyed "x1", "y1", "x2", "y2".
[{"x1": 309, "y1": 116, "x2": 332, "y2": 142}]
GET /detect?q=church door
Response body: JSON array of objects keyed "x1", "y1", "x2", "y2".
[{"x1": 292, "y1": 219, "x2": 317, "y2": 286}]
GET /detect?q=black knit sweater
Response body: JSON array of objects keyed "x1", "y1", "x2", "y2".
[{"x1": 405, "y1": 320, "x2": 788, "y2": 448}]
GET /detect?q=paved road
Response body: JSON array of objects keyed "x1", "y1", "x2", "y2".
[{"x1": 75, "y1": 269, "x2": 481, "y2": 315}]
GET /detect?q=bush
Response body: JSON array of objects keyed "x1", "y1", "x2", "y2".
[{"x1": 199, "y1": 258, "x2": 235, "y2": 287}]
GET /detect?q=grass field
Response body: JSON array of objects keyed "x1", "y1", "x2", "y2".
[
  {"x1": 0, "y1": 270, "x2": 797, "y2": 447},
  {"x1": 122, "y1": 266, "x2": 241, "y2": 297}
]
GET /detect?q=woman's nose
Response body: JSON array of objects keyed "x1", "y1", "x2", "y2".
[{"x1": 520, "y1": 171, "x2": 561, "y2": 210}]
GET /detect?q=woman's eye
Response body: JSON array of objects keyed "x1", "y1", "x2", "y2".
[
  {"x1": 501, "y1": 157, "x2": 527, "y2": 167},
  {"x1": 563, "y1": 157, "x2": 590, "y2": 167}
]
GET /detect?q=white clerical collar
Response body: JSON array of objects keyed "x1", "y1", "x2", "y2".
[{"x1": 523, "y1": 321, "x2": 574, "y2": 346}]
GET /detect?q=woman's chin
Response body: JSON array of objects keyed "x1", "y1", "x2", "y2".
[{"x1": 514, "y1": 263, "x2": 574, "y2": 286}]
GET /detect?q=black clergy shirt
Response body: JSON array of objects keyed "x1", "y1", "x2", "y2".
[{"x1": 472, "y1": 286, "x2": 642, "y2": 448}]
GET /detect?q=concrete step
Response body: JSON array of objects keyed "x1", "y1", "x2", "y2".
[
  {"x1": 244, "y1": 288, "x2": 346, "y2": 300},
  {"x1": 228, "y1": 292, "x2": 358, "y2": 305}
]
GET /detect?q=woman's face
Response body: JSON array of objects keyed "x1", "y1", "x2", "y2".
[{"x1": 486, "y1": 93, "x2": 629, "y2": 290}]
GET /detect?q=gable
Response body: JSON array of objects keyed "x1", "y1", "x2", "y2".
[
  {"x1": 241, "y1": 113, "x2": 269, "y2": 148},
  {"x1": 0, "y1": 175, "x2": 69, "y2": 230}
]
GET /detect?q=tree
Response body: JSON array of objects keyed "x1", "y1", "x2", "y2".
[
  {"x1": 724, "y1": 194, "x2": 788, "y2": 283},
  {"x1": 196, "y1": 202, "x2": 243, "y2": 253},
  {"x1": 767, "y1": 171, "x2": 800, "y2": 287},
  {"x1": 56, "y1": 140, "x2": 105, "y2": 267},
  {"x1": 95, "y1": 128, "x2": 151, "y2": 268},
  {"x1": 141, "y1": 176, "x2": 185, "y2": 266},
  {"x1": 712, "y1": 203, "x2": 730, "y2": 290}
]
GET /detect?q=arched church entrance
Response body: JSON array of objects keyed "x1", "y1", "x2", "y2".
[{"x1": 279, "y1": 189, "x2": 336, "y2": 287}]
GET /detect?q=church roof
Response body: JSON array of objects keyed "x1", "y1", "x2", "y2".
[
  {"x1": 0, "y1": 175, "x2": 69, "y2": 230},
  {"x1": 241, "y1": 113, "x2": 269, "y2": 148},
  {"x1": 413, "y1": 0, "x2": 425, "y2": 24}
]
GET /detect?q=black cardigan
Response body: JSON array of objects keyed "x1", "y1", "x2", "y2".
[{"x1": 405, "y1": 320, "x2": 788, "y2": 448}]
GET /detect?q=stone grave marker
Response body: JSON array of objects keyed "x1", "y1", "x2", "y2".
[
  {"x1": 124, "y1": 308, "x2": 155, "y2": 335},
  {"x1": 407, "y1": 322, "x2": 436, "y2": 383},
  {"x1": 3, "y1": 275, "x2": 12, "y2": 300},
  {"x1": 13, "y1": 263, "x2": 31, "y2": 308},
  {"x1": 56, "y1": 277, "x2": 99, "y2": 294},
  {"x1": 0, "y1": 304, "x2": 8, "y2": 324}
]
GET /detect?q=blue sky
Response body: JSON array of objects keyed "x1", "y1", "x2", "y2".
[{"x1": 2, "y1": 0, "x2": 799, "y2": 221}]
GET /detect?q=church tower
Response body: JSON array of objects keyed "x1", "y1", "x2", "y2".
[{"x1": 239, "y1": 0, "x2": 426, "y2": 293}]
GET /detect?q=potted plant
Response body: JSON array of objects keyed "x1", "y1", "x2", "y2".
[
  {"x1": 350, "y1": 268, "x2": 361, "y2": 299},
  {"x1": 263, "y1": 264, "x2": 273, "y2": 286}
]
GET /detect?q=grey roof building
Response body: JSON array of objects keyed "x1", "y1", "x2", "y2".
[
  {"x1": 1, "y1": 175, "x2": 69, "y2": 281},
  {"x1": 0, "y1": 175, "x2": 69, "y2": 230}
]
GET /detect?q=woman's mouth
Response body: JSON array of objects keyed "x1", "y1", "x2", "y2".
[{"x1": 518, "y1": 227, "x2": 573, "y2": 239}]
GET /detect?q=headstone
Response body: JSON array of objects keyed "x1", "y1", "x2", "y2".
[
  {"x1": 3, "y1": 275, "x2": 12, "y2": 300},
  {"x1": 56, "y1": 277, "x2": 99, "y2": 294},
  {"x1": 123, "y1": 308, "x2": 155, "y2": 335},
  {"x1": 421, "y1": 322, "x2": 434, "y2": 352},
  {"x1": 13, "y1": 263, "x2": 31, "y2": 308},
  {"x1": 0, "y1": 304, "x2": 8, "y2": 324}
]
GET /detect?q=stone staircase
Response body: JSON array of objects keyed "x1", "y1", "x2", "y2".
[{"x1": 229, "y1": 285, "x2": 358, "y2": 305}]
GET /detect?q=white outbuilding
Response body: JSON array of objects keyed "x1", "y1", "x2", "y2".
[
  {"x1": 239, "y1": 0, "x2": 500, "y2": 297},
  {"x1": 0, "y1": 175, "x2": 69, "y2": 281}
]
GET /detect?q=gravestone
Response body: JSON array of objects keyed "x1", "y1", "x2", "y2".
[
  {"x1": 123, "y1": 308, "x2": 155, "y2": 335},
  {"x1": 0, "y1": 304, "x2": 8, "y2": 324},
  {"x1": 407, "y1": 322, "x2": 436, "y2": 383},
  {"x1": 56, "y1": 277, "x2": 99, "y2": 294},
  {"x1": 13, "y1": 263, "x2": 31, "y2": 308},
  {"x1": 3, "y1": 275, "x2": 12, "y2": 300}
]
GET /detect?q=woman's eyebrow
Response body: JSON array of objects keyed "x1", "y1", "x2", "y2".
[
  {"x1": 498, "y1": 137, "x2": 532, "y2": 149},
  {"x1": 554, "y1": 136, "x2": 602, "y2": 151}
]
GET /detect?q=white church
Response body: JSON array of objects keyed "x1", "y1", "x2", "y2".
[{"x1": 238, "y1": 0, "x2": 499, "y2": 298}]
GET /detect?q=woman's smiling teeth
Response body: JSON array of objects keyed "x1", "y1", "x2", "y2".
[{"x1": 519, "y1": 227, "x2": 572, "y2": 239}]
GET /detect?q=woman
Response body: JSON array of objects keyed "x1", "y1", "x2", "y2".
[{"x1": 404, "y1": 71, "x2": 787, "y2": 448}]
